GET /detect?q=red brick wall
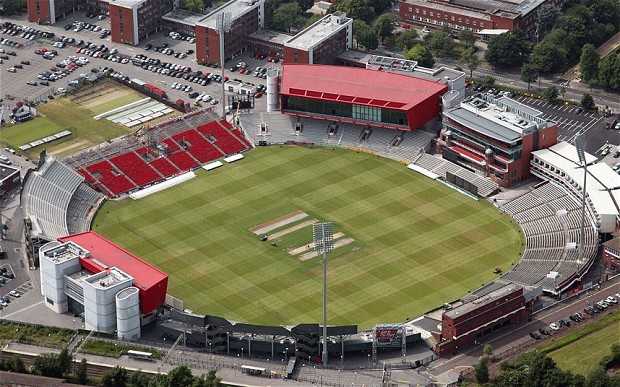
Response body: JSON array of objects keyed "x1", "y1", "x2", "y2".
[
  {"x1": 110, "y1": 5, "x2": 136, "y2": 45},
  {"x1": 27, "y1": 0, "x2": 51, "y2": 23},
  {"x1": 283, "y1": 46, "x2": 310, "y2": 64},
  {"x1": 195, "y1": 25, "x2": 208, "y2": 64}
]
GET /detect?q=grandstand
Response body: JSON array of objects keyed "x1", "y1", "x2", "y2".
[
  {"x1": 63, "y1": 110, "x2": 251, "y2": 198},
  {"x1": 21, "y1": 155, "x2": 105, "y2": 242},
  {"x1": 239, "y1": 112, "x2": 435, "y2": 165},
  {"x1": 496, "y1": 181, "x2": 598, "y2": 294}
]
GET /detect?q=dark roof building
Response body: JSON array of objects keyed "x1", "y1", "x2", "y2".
[{"x1": 280, "y1": 64, "x2": 448, "y2": 131}]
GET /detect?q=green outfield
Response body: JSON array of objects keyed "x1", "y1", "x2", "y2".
[{"x1": 93, "y1": 146, "x2": 523, "y2": 328}]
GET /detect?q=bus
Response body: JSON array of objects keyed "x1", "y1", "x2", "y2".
[{"x1": 127, "y1": 350, "x2": 153, "y2": 360}]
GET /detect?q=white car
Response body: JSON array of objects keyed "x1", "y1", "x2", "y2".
[
  {"x1": 57, "y1": 87, "x2": 66, "y2": 93},
  {"x1": 549, "y1": 322, "x2": 560, "y2": 331},
  {"x1": 201, "y1": 94, "x2": 212, "y2": 102},
  {"x1": 9, "y1": 290, "x2": 19, "y2": 297},
  {"x1": 606, "y1": 296, "x2": 618, "y2": 304}
]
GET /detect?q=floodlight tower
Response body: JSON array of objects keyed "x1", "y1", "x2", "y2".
[
  {"x1": 574, "y1": 134, "x2": 587, "y2": 265},
  {"x1": 313, "y1": 222, "x2": 333, "y2": 366},
  {"x1": 216, "y1": 12, "x2": 231, "y2": 119}
]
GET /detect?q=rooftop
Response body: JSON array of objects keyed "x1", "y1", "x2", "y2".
[
  {"x1": 162, "y1": 9, "x2": 205, "y2": 26},
  {"x1": 402, "y1": 0, "x2": 493, "y2": 20},
  {"x1": 248, "y1": 29, "x2": 292, "y2": 46},
  {"x1": 101, "y1": 0, "x2": 148, "y2": 9},
  {"x1": 41, "y1": 241, "x2": 90, "y2": 265},
  {"x1": 403, "y1": 0, "x2": 544, "y2": 18},
  {"x1": 85, "y1": 268, "x2": 133, "y2": 289},
  {"x1": 280, "y1": 64, "x2": 448, "y2": 111},
  {"x1": 196, "y1": 0, "x2": 263, "y2": 30},
  {"x1": 444, "y1": 283, "x2": 521, "y2": 319},
  {"x1": 367, "y1": 55, "x2": 465, "y2": 83},
  {"x1": 444, "y1": 93, "x2": 549, "y2": 143},
  {"x1": 285, "y1": 12, "x2": 352, "y2": 50},
  {"x1": 58, "y1": 231, "x2": 167, "y2": 293}
]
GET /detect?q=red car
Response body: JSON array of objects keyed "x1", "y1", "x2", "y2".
[{"x1": 583, "y1": 307, "x2": 593, "y2": 315}]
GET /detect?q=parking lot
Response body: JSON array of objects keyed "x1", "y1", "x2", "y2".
[{"x1": 1, "y1": 12, "x2": 282, "y2": 119}]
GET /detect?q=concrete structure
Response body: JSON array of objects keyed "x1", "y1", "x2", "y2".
[
  {"x1": 433, "y1": 283, "x2": 531, "y2": 356},
  {"x1": 602, "y1": 235, "x2": 620, "y2": 272},
  {"x1": 531, "y1": 141, "x2": 620, "y2": 233},
  {"x1": 39, "y1": 231, "x2": 168, "y2": 338},
  {"x1": 0, "y1": 164, "x2": 21, "y2": 195},
  {"x1": 438, "y1": 93, "x2": 558, "y2": 187},
  {"x1": 194, "y1": 0, "x2": 265, "y2": 65},
  {"x1": 399, "y1": 0, "x2": 568, "y2": 34},
  {"x1": 27, "y1": 0, "x2": 173, "y2": 45},
  {"x1": 283, "y1": 12, "x2": 352, "y2": 65},
  {"x1": 279, "y1": 64, "x2": 448, "y2": 131}
]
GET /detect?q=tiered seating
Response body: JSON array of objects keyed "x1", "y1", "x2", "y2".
[
  {"x1": 135, "y1": 146, "x2": 158, "y2": 159},
  {"x1": 150, "y1": 157, "x2": 180, "y2": 177},
  {"x1": 196, "y1": 122, "x2": 246, "y2": 155},
  {"x1": 167, "y1": 151, "x2": 199, "y2": 171},
  {"x1": 110, "y1": 152, "x2": 162, "y2": 187},
  {"x1": 86, "y1": 160, "x2": 137, "y2": 196},
  {"x1": 221, "y1": 120, "x2": 252, "y2": 147},
  {"x1": 172, "y1": 129, "x2": 223, "y2": 163},
  {"x1": 66, "y1": 183, "x2": 105, "y2": 235},
  {"x1": 77, "y1": 168, "x2": 96, "y2": 183}
]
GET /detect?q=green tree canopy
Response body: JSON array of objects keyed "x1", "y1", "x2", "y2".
[
  {"x1": 536, "y1": 4, "x2": 562, "y2": 37},
  {"x1": 180, "y1": 0, "x2": 204, "y2": 13},
  {"x1": 521, "y1": 63, "x2": 539, "y2": 91},
  {"x1": 458, "y1": 30, "x2": 476, "y2": 49},
  {"x1": 336, "y1": 0, "x2": 375, "y2": 23},
  {"x1": 404, "y1": 43, "x2": 434, "y2": 67},
  {"x1": 101, "y1": 365, "x2": 128, "y2": 387},
  {"x1": 474, "y1": 357, "x2": 490, "y2": 384},
  {"x1": 579, "y1": 44, "x2": 600, "y2": 83},
  {"x1": 484, "y1": 30, "x2": 530, "y2": 67},
  {"x1": 395, "y1": 29, "x2": 419, "y2": 52},
  {"x1": 355, "y1": 20, "x2": 379, "y2": 51},
  {"x1": 375, "y1": 13, "x2": 394, "y2": 44},
  {"x1": 423, "y1": 27, "x2": 454, "y2": 54},
  {"x1": 460, "y1": 47, "x2": 479, "y2": 77},
  {"x1": 271, "y1": 2, "x2": 304, "y2": 33}
]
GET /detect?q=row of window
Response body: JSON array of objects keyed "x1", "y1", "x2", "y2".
[
  {"x1": 407, "y1": 15, "x2": 479, "y2": 32},
  {"x1": 408, "y1": 7, "x2": 487, "y2": 28}
]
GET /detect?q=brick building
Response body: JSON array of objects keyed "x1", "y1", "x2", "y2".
[
  {"x1": 283, "y1": 12, "x2": 352, "y2": 65},
  {"x1": 399, "y1": 0, "x2": 568, "y2": 34},
  {"x1": 194, "y1": 0, "x2": 265, "y2": 65},
  {"x1": 434, "y1": 284, "x2": 531, "y2": 356},
  {"x1": 437, "y1": 93, "x2": 558, "y2": 187},
  {"x1": 602, "y1": 237, "x2": 620, "y2": 272},
  {"x1": 27, "y1": 0, "x2": 172, "y2": 45}
]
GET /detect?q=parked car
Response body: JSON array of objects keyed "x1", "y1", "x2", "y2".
[
  {"x1": 583, "y1": 307, "x2": 593, "y2": 315},
  {"x1": 539, "y1": 328, "x2": 550, "y2": 335},
  {"x1": 9, "y1": 290, "x2": 19, "y2": 297},
  {"x1": 549, "y1": 323, "x2": 560, "y2": 331},
  {"x1": 530, "y1": 332, "x2": 541, "y2": 340},
  {"x1": 606, "y1": 296, "x2": 618, "y2": 304}
]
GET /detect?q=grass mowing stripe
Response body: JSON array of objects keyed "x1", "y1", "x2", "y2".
[{"x1": 94, "y1": 146, "x2": 521, "y2": 328}]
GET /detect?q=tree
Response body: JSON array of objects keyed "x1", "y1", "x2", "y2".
[
  {"x1": 180, "y1": 0, "x2": 203, "y2": 13},
  {"x1": 355, "y1": 21, "x2": 379, "y2": 51},
  {"x1": 424, "y1": 27, "x2": 454, "y2": 54},
  {"x1": 590, "y1": 0, "x2": 620, "y2": 28},
  {"x1": 191, "y1": 370, "x2": 222, "y2": 387},
  {"x1": 7, "y1": 355, "x2": 26, "y2": 374},
  {"x1": 0, "y1": 0, "x2": 27, "y2": 16},
  {"x1": 484, "y1": 30, "x2": 529, "y2": 67},
  {"x1": 304, "y1": 14, "x2": 323, "y2": 28},
  {"x1": 579, "y1": 44, "x2": 600, "y2": 83},
  {"x1": 271, "y1": 2, "x2": 303, "y2": 33},
  {"x1": 581, "y1": 93, "x2": 595, "y2": 109},
  {"x1": 32, "y1": 348, "x2": 72, "y2": 378},
  {"x1": 375, "y1": 13, "x2": 394, "y2": 44},
  {"x1": 371, "y1": 0, "x2": 393, "y2": 14},
  {"x1": 543, "y1": 85, "x2": 559, "y2": 101},
  {"x1": 458, "y1": 30, "x2": 476, "y2": 49},
  {"x1": 597, "y1": 53, "x2": 618, "y2": 89},
  {"x1": 129, "y1": 369, "x2": 151, "y2": 387},
  {"x1": 461, "y1": 48, "x2": 479, "y2": 77},
  {"x1": 404, "y1": 44, "x2": 434, "y2": 67},
  {"x1": 76, "y1": 358, "x2": 88, "y2": 385},
  {"x1": 483, "y1": 344, "x2": 493, "y2": 356},
  {"x1": 168, "y1": 365, "x2": 195, "y2": 387},
  {"x1": 521, "y1": 63, "x2": 539, "y2": 92},
  {"x1": 474, "y1": 357, "x2": 490, "y2": 384},
  {"x1": 336, "y1": 0, "x2": 375, "y2": 24},
  {"x1": 101, "y1": 365, "x2": 128, "y2": 387},
  {"x1": 481, "y1": 75, "x2": 496, "y2": 87},
  {"x1": 530, "y1": 38, "x2": 568, "y2": 74},
  {"x1": 523, "y1": 352, "x2": 559, "y2": 387},
  {"x1": 395, "y1": 29, "x2": 419, "y2": 52},
  {"x1": 536, "y1": 4, "x2": 562, "y2": 36}
]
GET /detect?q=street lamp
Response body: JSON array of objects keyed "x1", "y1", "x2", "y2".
[
  {"x1": 241, "y1": 347, "x2": 244, "y2": 358},
  {"x1": 216, "y1": 12, "x2": 231, "y2": 118},
  {"x1": 313, "y1": 222, "x2": 334, "y2": 366},
  {"x1": 285, "y1": 347, "x2": 288, "y2": 363}
]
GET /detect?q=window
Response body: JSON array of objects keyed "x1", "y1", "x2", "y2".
[
  {"x1": 46, "y1": 297, "x2": 54, "y2": 305},
  {"x1": 451, "y1": 16, "x2": 455, "y2": 21},
  {"x1": 422, "y1": 10, "x2": 426, "y2": 15},
  {"x1": 430, "y1": 12, "x2": 433, "y2": 16}
]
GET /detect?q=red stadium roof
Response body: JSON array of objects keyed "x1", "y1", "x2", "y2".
[
  {"x1": 280, "y1": 64, "x2": 447, "y2": 111},
  {"x1": 58, "y1": 231, "x2": 168, "y2": 314}
]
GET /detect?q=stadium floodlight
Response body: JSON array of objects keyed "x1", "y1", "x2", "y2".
[
  {"x1": 216, "y1": 12, "x2": 231, "y2": 119},
  {"x1": 313, "y1": 222, "x2": 333, "y2": 366},
  {"x1": 574, "y1": 134, "x2": 587, "y2": 265}
]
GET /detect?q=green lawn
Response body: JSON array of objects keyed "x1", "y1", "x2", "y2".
[
  {"x1": 88, "y1": 91, "x2": 145, "y2": 115},
  {"x1": 0, "y1": 97, "x2": 134, "y2": 159},
  {"x1": 93, "y1": 146, "x2": 523, "y2": 329},
  {"x1": 544, "y1": 311, "x2": 620, "y2": 376}
]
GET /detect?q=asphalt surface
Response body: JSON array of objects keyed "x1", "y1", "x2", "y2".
[{"x1": 1, "y1": 11, "x2": 279, "y2": 115}]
